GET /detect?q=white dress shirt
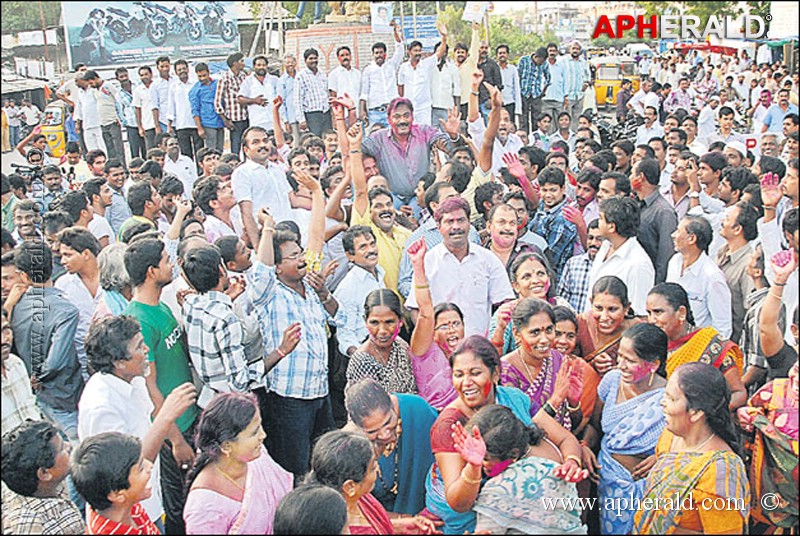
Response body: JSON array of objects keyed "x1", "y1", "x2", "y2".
[
  {"x1": 167, "y1": 78, "x2": 196, "y2": 130},
  {"x1": 231, "y1": 160, "x2": 293, "y2": 225},
  {"x1": 88, "y1": 214, "x2": 116, "y2": 244},
  {"x1": 239, "y1": 73, "x2": 279, "y2": 130},
  {"x1": 628, "y1": 89, "x2": 659, "y2": 117},
  {"x1": 78, "y1": 373, "x2": 163, "y2": 522},
  {"x1": 431, "y1": 61, "x2": 461, "y2": 110},
  {"x1": 164, "y1": 154, "x2": 199, "y2": 199},
  {"x1": 328, "y1": 65, "x2": 362, "y2": 100},
  {"x1": 333, "y1": 264, "x2": 386, "y2": 355},
  {"x1": 666, "y1": 252, "x2": 733, "y2": 338},
  {"x1": 405, "y1": 242, "x2": 515, "y2": 337},
  {"x1": 55, "y1": 273, "x2": 105, "y2": 379},
  {"x1": 360, "y1": 41, "x2": 405, "y2": 109},
  {"x1": 500, "y1": 63, "x2": 522, "y2": 110},
  {"x1": 203, "y1": 213, "x2": 243, "y2": 244},
  {"x1": 586, "y1": 237, "x2": 655, "y2": 316},
  {"x1": 635, "y1": 122, "x2": 665, "y2": 146},
  {"x1": 133, "y1": 83, "x2": 156, "y2": 130},
  {"x1": 398, "y1": 55, "x2": 438, "y2": 124}
]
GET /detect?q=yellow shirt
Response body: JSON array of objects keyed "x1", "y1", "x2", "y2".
[
  {"x1": 462, "y1": 166, "x2": 494, "y2": 220},
  {"x1": 351, "y1": 206, "x2": 411, "y2": 294}
]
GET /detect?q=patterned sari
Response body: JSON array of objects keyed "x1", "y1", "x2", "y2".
[
  {"x1": 632, "y1": 430, "x2": 750, "y2": 535},
  {"x1": 666, "y1": 326, "x2": 743, "y2": 378},
  {"x1": 425, "y1": 386, "x2": 532, "y2": 535},
  {"x1": 740, "y1": 378, "x2": 799, "y2": 529},
  {"x1": 474, "y1": 456, "x2": 586, "y2": 534},
  {"x1": 500, "y1": 350, "x2": 571, "y2": 428},
  {"x1": 596, "y1": 370, "x2": 665, "y2": 535},
  {"x1": 576, "y1": 314, "x2": 640, "y2": 375}
]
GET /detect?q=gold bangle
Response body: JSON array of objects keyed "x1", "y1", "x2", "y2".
[
  {"x1": 565, "y1": 454, "x2": 582, "y2": 468},
  {"x1": 262, "y1": 226, "x2": 275, "y2": 233},
  {"x1": 769, "y1": 290, "x2": 783, "y2": 300},
  {"x1": 567, "y1": 400, "x2": 581, "y2": 412},
  {"x1": 414, "y1": 284, "x2": 430, "y2": 289},
  {"x1": 460, "y1": 467, "x2": 482, "y2": 485}
]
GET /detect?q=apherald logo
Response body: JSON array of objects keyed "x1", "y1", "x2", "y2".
[{"x1": 593, "y1": 15, "x2": 769, "y2": 40}]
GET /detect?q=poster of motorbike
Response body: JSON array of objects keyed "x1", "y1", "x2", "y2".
[{"x1": 62, "y1": 1, "x2": 240, "y2": 68}]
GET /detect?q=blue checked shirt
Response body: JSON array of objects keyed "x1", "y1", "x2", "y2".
[
  {"x1": 562, "y1": 56, "x2": 590, "y2": 101},
  {"x1": 115, "y1": 85, "x2": 138, "y2": 128},
  {"x1": 248, "y1": 261, "x2": 334, "y2": 399},
  {"x1": 518, "y1": 55, "x2": 551, "y2": 99},
  {"x1": 557, "y1": 252, "x2": 593, "y2": 312},
  {"x1": 530, "y1": 199, "x2": 578, "y2": 285},
  {"x1": 183, "y1": 291, "x2": 251, "y2": 396}
]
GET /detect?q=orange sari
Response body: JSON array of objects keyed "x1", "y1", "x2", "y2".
[{"x1": 666, "y1": 327, "x2": 743, "y2": 378}]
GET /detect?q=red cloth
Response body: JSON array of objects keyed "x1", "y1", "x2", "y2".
[
  {"x1": 87, "y1": 503, "x2": 160, "y2": 535},
  {"x1": 429, "y1": 407, "x2": 468, "y2": 454},
  {"x1": 348, "y1": 494, "x2": 394, "y2": 535}
]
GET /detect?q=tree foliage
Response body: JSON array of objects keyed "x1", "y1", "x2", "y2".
[{"x1": 1, "y1": 1, "x2": 61, "y2": 33}]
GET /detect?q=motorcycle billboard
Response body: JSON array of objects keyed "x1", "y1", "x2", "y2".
[{"x1": 62, "y1": 1, "x2": 240, "y2": 68}]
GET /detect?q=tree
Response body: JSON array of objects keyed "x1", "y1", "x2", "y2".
[{"x1": 1, "y1": 1, "x2": 61, "y2": 33}]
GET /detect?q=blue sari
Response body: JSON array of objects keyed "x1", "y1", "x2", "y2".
[
  {"x1": 596, "y1": 370, "x2": 665, "y2": 535},
  {"x1": 425, "y1": 386, "x2": 531, "y2": 535},
  {"x1": 373, "y1": 394, "x2": 438, "y2": 515}
]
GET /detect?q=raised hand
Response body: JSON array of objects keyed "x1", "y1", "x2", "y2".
[
  {"x1": 407, "y1": 238, "x2": 427, "y2": 269},
  {"x1": 346, "y1": 121, "x2": 363, "y2": 147},
  {"x1": 333, "y1": 93, "x2": 355, "y2": 111},
  {"x1": 760, "y1": 171, "x2": 783, "y2": 208},
  {"x1": 471, "y1": 69, "x2": 484, "y2": 89},
  {"x1": 293, "y1": 168, "x2": 321, "y2": 193},
  {"x1": 439, "y1": 106, "x2": 461, "y2": 139},
  {"x1": 225, "y1": 274, "x2": 246, "y2": 301},
  {"x1": 502, "y1": 153, "x2": 526, "y2": 180},
  {"x1": 257, "y1": 207, "x2": 275, "y2": 229},
  {"x1": 567, "y1": 361, "x2": 584, "y2": 407},
  {"x1": 273, "y1": 95, "x2": 284, "y2": 109},
  {"x1": 686, "y1": 157, "x2": 701, "y2": 193},
  {"x1": 451, "y1": 422, "x2": 486, "y2": 467},
  {"x1": 771, "y1": 250, "x2": 797, "y2": 284},
  {"x1": 562, "y1": 205, "x2": 586, "y2": 230},
  {"x1": 321, "y1": 260, "x2": 339, "y2": 280},
  {"x1": 592, "y1": 352, "x2": 615, "y2": 376},
  {"x1": 550, "y1": 359, "x2": 572, "y2": 408},
  {"x1": 495, "y1": 299, "x2": 518, "y2": 332},
  {"x1": 485, "y1": 82, "x2": 503, "y2": 109},
  {"x1": 160, "y1": 383, "x2": 198, "y2": 423},
  {"x1": 435, "y1": 19, "x2": 447, "y2": 37},
  {"x1": 175, "y1": 198, "x2": 193, "y2": 219},
  {"x1": 278, "y1": 322, "x2": 302, "y2": 357}
]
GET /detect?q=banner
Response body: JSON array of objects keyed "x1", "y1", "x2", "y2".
[
  {"x1": 396, "y1": 15, "x2": 440, "y2": 52},
  {"x1": 462, "y1": 1, "x2": 489, "y2": 23},
  {"x1": 62, "y1": 2, "x2": 240, "y2": 68},
  {"x1": 371, "y1": 3, "x2": 393, "y2": 33}
]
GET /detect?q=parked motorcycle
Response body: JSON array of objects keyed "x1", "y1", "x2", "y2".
[
  {"x1": 105, "y1": 4, "x2": 147, "y2": 44},
  {"x1": 198, "y1": 1, "x2": 238, "y2": 42},
  {"x1": 154, "y1": 1, "x2": 203, "y2": 41},
  {"x1": 135, "y1": 2, "x2": 169, "y2": 46}
]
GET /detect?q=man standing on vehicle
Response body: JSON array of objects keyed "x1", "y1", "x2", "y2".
[
  {"x1": 167, "y1": 59, "x2": 202, "y2": 159},
  {"x1": 84, "y1": 70, "x2": 126, "y2": 167},
  {"x1": 134, "y1": 65, "x2": 157, "y2": 151},
  {"x1": 151, "y1": 56, "x2": 174, "y2": 135},
  {"x1": 214, "y1": 52, "x2": 249, "y2": 156},
  {"x1": 116, "y1": 67, "x2": 146, "y2": 160}
]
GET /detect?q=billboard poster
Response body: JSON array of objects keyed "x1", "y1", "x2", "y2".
[{"x1": 62, "y1": 2, "x2": 240, "y2": 68}]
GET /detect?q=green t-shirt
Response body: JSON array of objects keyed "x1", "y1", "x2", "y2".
[{"x1": 123, "y1": 300, "x2": 199, "y2": 432}]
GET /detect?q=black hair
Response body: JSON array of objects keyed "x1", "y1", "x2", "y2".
[
  {"x1": 124, "y1": 237, "x2": 165, "y2": 287},
  {"x1": 433, "y1": 302, "x2": 464, "y2": 326},
  {"x1": 226, "y1": 52, "x2": 244, "y2": 67},
  {"x1": 518, "y1": 146, "x2": 546, "y2": 174},
  {"x1": 592, "y1": 275, "x2": 631, "y2": 311},
  {"x1": 1, "y1": 420, "x2": 60, "y2": 496},
  {"x1": 372, "y1": 42, "x2": 387, "y2": 53},
  {"x1": 42, "y1": 210, "x2": 72, "y2": 236},
  {"x1": 272, "y1": 229, "x2": 300, "y2": 265},
  {"x1": 193, "y1": 176, "x2": 222, "y2": 215},
  {"x1": 14, "y1": 240, "x2": 52, "y2": 283},
  {"x1": 784, "y1": 207, "x2": 798, "y2": 237},
  {"x1": 320, "y1": 165, "x2": 344, "y2": 192},
  {"x1": 103, "y1": 158, "x2": 124, "y2": 176},
  {"x1": 448, "y1": 161, "x2": 473, "y2": 194},
  {"x1": 635, "y1": 144, "x2": 656, "y2": 159},
  {"x1": 363, "y1": 288, "x2": 402, "y2": 321},
  {"x1": 195, "y1": 62, "x2": 209, "y2": 73},
  {"x1": 592, "y1": 149, "x2": 617, "y2": 171},
  {"x1": 303, "y1": 48, "x2": 319, "y2": 60},
  {"x1": 424, "y1": 182, "x2": 455, "y2": 213},
  {"x1": 307, "y1": 430, "x2": 374, "y2": 490},
  {"x1": 475, "y1": 182, "x2": 505, "y2": 220},
  {"x1": 758, "y1": 155, "x2": 786, "y2": 180},
  {"x1": 538, "y1": 166, "x2": 565, "y2": 188},
  {"x1": 127, "y1": 182, "x2": 154, "y2": 217},
  {"x1": 636, "y1": 158, "x2": 661, "y2": 186},
  {"x1": 82, "y1": 178, "x2": 106, "y2": 206},
  {"x1": 721, "y1": 167, "x2": 756, "y2": 198},
  {"x1": 86, "y1": 149, "x2": 107, "y2": 167},
  {"x1": 683, "y1": 215, "x2": 713, "y2": 253},
  {"x1": 700, "y1": 151, "x2": 728, "y2": 173},
  {"x1": 622, "y1": 322, "x2": 667, "y2": 369},
  {"x1": 85, "y1": 315, "x2": 142, "y2": 374},
  {"x1": 158, "y1": 174, "x2": 183, "y2": 197},
  {"x1": 8, "y1": 173, "x2": 27, "y2": 196},
  {"x1": 57, "y1": 226, "x2": 100, "y2": 257},
  {"x1": 732, "y1": 201, "x2": 759, "y2": 242},
  {"x1": 599, "y1": 197, "x2": 640, "y2": 238},
  {"x1": 182, "y1": 245, "x2": 222, "y2": 293},
  {"x1": 583, "y1": 139, "x2": 602, "y2": 154},
  {"x1": 345, "y1": 378, "x2": 393, "y2": 428},
  {"x1": 512, "y1": 297, "x2": 555, "y2": 332},
  {"x1": 179, "y1": 218, "x2": 203, "y2": 240},
  {"x1": 718, "y1": 106, "x2": 734, "y2": 118},
  {"x1": 56, "y1": 191, "x2": 90, "y2": 224},
  {"x1": 509, "y1": 252, "x2": 556, "y2": 301},
  {"x1": 1, "y1": 231, "x2": 15, "y2": 251},
  {"x1": 669, "y1": 128, "x2": 688, "y2": 144},
  {"x1": 467, "y1": 405, "x2": 545, "y2": 462},
  {"x1": 187, "y1": 392, "x2": 259, "y2": 491},
  {"x1": 576, "y1": 166, "x2": 602, "y2": 191},
  {"x1": 72, "y1": 432, "x2": 142, "y2": 511},
  {"x1": 214, "y1": 235, "x2": 240, "y2": 267},
  {"x1": 449, "y1": 334, "x2": 501, "y2": 373},
  {"x1": 648, "y1": 282, "x2": 695, "y2": 325},
  {"x1": 341, "y1": 225, "x2": 375, "y2": 256},
  {"x1": 120, "y1": 222, "x2": 156, "y2": 244},
  {"x1": 553, "y1": 304, "x2": 578, "y2": 328},
  {"x1": 600, "y1": 171, "x2": 631, "y2": 196},
  {"x1": 274, "y1": 485, "x2": 348, "y2": 535},
  {"x1": 675, "y1": 363, "x2": 743, "y2": 459},
  {"x1": 139, "y1": 160, "x2": 163, "y2": 182}
]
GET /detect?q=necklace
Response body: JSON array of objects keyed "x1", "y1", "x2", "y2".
[
  {"x1": 215, "y1": 464, "x2": 245, "y2": 491},
  {"x1": 375, "y1": 418, "x2": 402, "y2": 497},
  {"x1": 369, "y1": 339, "x2": 392, "y2": 365},
  {"x1": 685, "y1": 433, "x2": 715, "y2": 452}
]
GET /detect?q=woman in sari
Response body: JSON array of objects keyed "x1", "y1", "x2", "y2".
[
  {"x1": 646, "y1": 282, "x2": 747, "y2": 410},
  {"x1": 463, "y1": 405, "x2": 586, "y2": 534},
  {"x1": 489, "y1": 251, "x2": 571, "y2": 355},
  {"x1": 407, "y1": 238, "x2": 459, "y2": 409},
  {"x1": 426, "y1": 335, "x2": 586, "y2": 534},
  {"x1": 184, "y1": 393, "x2": 293, "y2": 535},
  {"x1": 308, "y1": 429, "x2": 438, "y2": 535},
  {"x1": 633, "y1": 363, "x2": 750, "y2": 534},
  {"x1": 344, "y1": 378, "x2": 438, "y2": 516},
  {"x1": 580, "y1": 324, "x2": 668, "y2": 535},
  {"x1": 738, "y1": 361, "x2": 798, "y2": 531},
  {"x1": 576, "y1": 276, "x2": 640, "y2": 376},
  {"x1": 500, "y1": 298, "x2": 584, "y2": 428},
  {"x1": 91, "y1": 243, "x2": 131, "y2": 321}
]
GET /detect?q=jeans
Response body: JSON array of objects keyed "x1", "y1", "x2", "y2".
[
  {"x1": 367, "y1": 109, "x2": 388, "y2": 128},
  {"x1": 176, "y1": 127, "x2": 202, "y2": 159},
  {"x1": 204, "y1": 126, "x2": 225, "y2": 152},
  {"x1": 431, "y1": 108, "x2": 449, "y2": 132},
  {"x1": 503, "y1": 103, "x2": 516, "y2": 123},
  {"x1": 230, "y1": 119, "x2": 249, "y2": 157},
  {"x1": 159, "y1": 423, "x2": 196, "y2": 535},
  {"x1": 101, "y1": 122, "x2": 126, "y2": 166},
  {"x1": 521, "y1": 95, "x2": 543, "y2": 133},
  {"x1": 127, "y1": 126, "x2": 146, "y2": 159},
  {"x1": 305, "y1": 110, "x2": 332, "y2": 137},
  {"x1": 37, "y1": 400, "x2": 78, "y2": 443},
  {"x1": 144, "y1": 128, "x2": 156, "y2": 151},
  {"x1": 9, "y1": 125, "x2": 19, "y2": 148},
  {"x1": 296, "y1": 0, "x2": 323, "y2": 20},
  {"x1": 568, "y1": 97, "x2": 584, "y2": 130},
  {"x1": 391, "y1": 192, "x2": 422, "y2": 219},
  {"x1": 261, "y1": 391, "x2": 333, "y2": 482}
]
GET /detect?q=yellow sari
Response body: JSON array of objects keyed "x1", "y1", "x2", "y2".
[
  {"x1": 633, "y1": 430, "x2": 750, "y2": 534},
  {"x1": 666, "y1": 326, "x2": 743, "y2": 379}
]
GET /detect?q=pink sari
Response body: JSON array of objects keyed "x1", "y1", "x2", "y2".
[{"x1": 184, "y1": 447, "x2": 293, "y2": 534}]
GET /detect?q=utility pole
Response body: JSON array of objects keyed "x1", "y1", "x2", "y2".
[{"x1": 39, "y1": 1, "x2": 49, "y2": 62}]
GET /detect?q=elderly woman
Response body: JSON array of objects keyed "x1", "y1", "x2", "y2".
[
  {"x1": 91, "y1": 242, "x2": 131, "y2": 321},
  {"x1": 633, "y1": 363, "x2": 750, "y2": 534}
]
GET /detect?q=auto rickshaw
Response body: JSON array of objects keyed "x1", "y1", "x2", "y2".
[
  {"x1": 591, "y1": 57, "x2": 641, "y2": 107},
  {"x1": 40, "y1": 100, "x2": 67, "y2": 158}
]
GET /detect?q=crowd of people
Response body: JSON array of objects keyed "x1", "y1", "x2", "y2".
[{"x1": 1, "y1": 19, "x2": 799, "y2": 536}]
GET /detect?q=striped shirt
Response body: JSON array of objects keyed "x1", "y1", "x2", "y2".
[
  {"x1": 248, "y1": 262, "x2": 335, "y2": 399},
  {"x1": 294, "y1": 68, "x2": 330, "y2": 124},
  {"x1": 214, "y1": 68, "x2": 248, "y2": 122},
  {"x1": 87, "y1": 503, "x2": 159, "y2": 535},
  {"x1": 562, "y1": 56, "x2": 590, "y2": 101},
  {"x1": 518, "y1": 55, "x2": 551, "y2": 99}
]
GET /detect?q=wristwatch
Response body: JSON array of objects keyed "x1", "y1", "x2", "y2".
[{"x1": 688, "y1": 192, "x2": 700, "y2": 199}]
